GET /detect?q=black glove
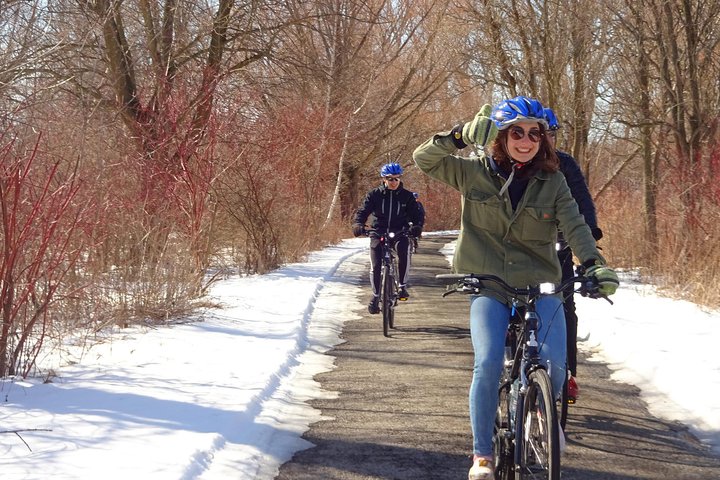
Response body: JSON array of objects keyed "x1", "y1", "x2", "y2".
[
  {"x1": 591, "y1": 227, "x2": 604, "y2": 241},
  {"x1": 410, "y1": 225, "x2": 422, "y2": 237},
  {"x1": 352, "y1": 224, "x2": 365, "y2": 237}
]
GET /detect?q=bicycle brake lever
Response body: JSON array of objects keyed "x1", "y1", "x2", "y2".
[
  {"x1": 581, "y1": 289, "x2": 614, "y2": 305},
  {"x1": 442, "y1": 288, "x2": 458, "y2": 297},
  {"x1": 600, "y1": 294, "x2": 614, "y2": 305}
]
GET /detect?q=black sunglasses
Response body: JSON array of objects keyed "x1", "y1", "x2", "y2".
[
  {"x1": 384, "y1": 177, "x2": 401, "y2": 182},
  {"x1": 509, "y1": 125, "x2": 542, "y2": 143}
]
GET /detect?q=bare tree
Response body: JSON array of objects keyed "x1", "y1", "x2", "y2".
[
  {"x1": 33, "y1": 0, "x2": 315, "y2": 293},
  {"x1": 456, "y1": 0, "x2": 611, "y2": 178},
  {"x1": 648, "y1": 0, "x2": 720, "y2": 233},
  {"x1": 258, "y1": 0, "x2": 463, "y2": 223}
]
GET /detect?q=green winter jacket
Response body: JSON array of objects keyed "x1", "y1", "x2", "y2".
[{"x1": 413, "y1": 132, "x2": 605, "y2": 289}]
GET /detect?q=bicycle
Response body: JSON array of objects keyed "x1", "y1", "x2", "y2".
[
  {"x1": 437, "y1": 272, "x2": 610, "y2": 480},
  {"x1": 366, "y1": 227, "x2": 411, "y2": 337},
  {"x1": 555, "y1": 239, "x2": 578, "y2": 430},
  {"x1": 410, "y1": 234, "x2": 419, "y2": 254}
]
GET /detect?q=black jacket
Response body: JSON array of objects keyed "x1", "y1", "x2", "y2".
[
  {"x1": 416, "y1": 201, "x2": 426, "y2": 227},
  {"x1": 354, "y1": 182, "x2": 422, "y2": 232},
  {"x1": 557, "y1": 150, "x2": 602, "y2": 241}
]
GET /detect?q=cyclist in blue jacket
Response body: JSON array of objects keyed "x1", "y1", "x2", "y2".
[
  {"x1": 544, "y1": 107, "x2": 604, "y2": 403},
  {"x1": 352, "y1": 163, "x2": 423, "y2": 314}
]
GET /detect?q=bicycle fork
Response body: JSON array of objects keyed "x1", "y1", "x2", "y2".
[{"x1": 512, "y1": 309, "x2": 541, "y2": 469}]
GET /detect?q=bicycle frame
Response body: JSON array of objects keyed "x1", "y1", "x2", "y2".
[{"x1": 503, "y1": 298, "x2": 552, "y2": 477}]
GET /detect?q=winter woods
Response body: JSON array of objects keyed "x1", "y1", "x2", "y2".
[{"x1": 2, "y1": 0, "x2": 719, "y2": 376}]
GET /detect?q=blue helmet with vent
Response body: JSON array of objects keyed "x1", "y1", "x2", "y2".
[
  {"x1": 543, "y1": 107, "x2": 560, "y2": 131},
  {"x1": 491, "y1": 96, "x2": 548, "y2": 130},
  {"x1": 380, "y1": 163, "x2": 403, "y2": 177}
]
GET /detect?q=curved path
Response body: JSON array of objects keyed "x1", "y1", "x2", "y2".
[{"x1": 276, "y1": 235, "x2": 720, "y2": 479}]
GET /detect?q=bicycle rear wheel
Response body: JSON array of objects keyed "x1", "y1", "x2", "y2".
[
  {"x1": 559, "y1": 372, "x2": 569, "y2": 430},
  {"x1": 495, "y1": 326, "x2": 518, "y2": 478},
  {"x1": 381, "y1": 265, "x2": 393, "y2": 337},
  {"x1": 493, "y1": 381, "x2": 514, "y2": 479},
  {"x1": 517, "y1": 369, "x2": 560, "y2": 480}
]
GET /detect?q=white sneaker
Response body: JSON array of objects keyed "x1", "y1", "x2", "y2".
[{"x1": 468, "y1": 455, "x2": 493, "y2": 480}]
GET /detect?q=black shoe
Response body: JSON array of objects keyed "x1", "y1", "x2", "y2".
[
  {"x1": 368, "y1": 296, "x2": 380, "y2": 314},
  {"x1": 398, "y1": 286, "x2": 409, "y2": 301}
]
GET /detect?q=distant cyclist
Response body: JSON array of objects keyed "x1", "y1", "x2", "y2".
[
  {"x1": 352, "y1": 163, "x2": 423, "y2": 314},
  {"x1": 544, "y1": 107, "x2": 604, "y2": 403}
]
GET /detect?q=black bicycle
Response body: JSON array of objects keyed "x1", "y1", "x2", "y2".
[
  {"x1": 367, "y1": 228, "x2": 410, "y2": 337},
  {"x1": 555, "y1": 239, "x2": 577, "y2": 430},
  {"x1": 438, "y1": 272, "x2": 609, "y2": 480}
]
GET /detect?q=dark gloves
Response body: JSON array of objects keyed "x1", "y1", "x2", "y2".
[
  {"x1": 352, "y1": 224, "x2": 365, "y2": 237},
  {"x1": 585, "y1": 263, "x2": 619, "y2": 296},
  {"x1": 410, "y1": 225, "x2": 422, "y2": 237},
  {"x1": 591, "y1": 227, "x2": 604, "y2": 241}
]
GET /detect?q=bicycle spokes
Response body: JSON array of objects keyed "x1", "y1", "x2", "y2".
[
  {"x1": 524, "y1": 407, "x2": 549, "y2": 468},
  {"x1": 519, "y1": 377, "x2": 559, "y2": 479}
]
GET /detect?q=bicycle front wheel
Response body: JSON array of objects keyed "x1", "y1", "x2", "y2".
[
  {"x1": 381, "y1": 264, "x2": 393, "y2": 337},
  {"x1": 517, "y1": 369, "x2": 560, "y2": 480},
  {"x1": 389, "y1": 258, "x2": 399, "y2": 329}
]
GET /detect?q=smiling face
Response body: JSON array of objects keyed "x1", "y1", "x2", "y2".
[{"x1": 505, "y1": 121, "x2": 542, "y2": 163}]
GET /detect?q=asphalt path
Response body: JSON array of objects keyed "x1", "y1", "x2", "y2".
[{"x1": 276, "y1": 234, "x2": 720, "y2": 479}]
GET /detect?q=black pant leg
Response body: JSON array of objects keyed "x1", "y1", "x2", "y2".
[
  {"x1": 369, "y1": 239, "x2": 382, "y2": 296},
  {"x1": 558, "y1": 246, "x2": 579, "y2": 377},
  {"x1": 395, "y1": 236, "x2": 410, "y2": 285}
]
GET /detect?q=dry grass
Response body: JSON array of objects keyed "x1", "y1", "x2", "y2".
[{"x1": 598, "y1": 186, "x2": 720, "y2": 309}]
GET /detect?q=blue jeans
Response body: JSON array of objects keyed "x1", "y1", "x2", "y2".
[{"x1": 468, "y1": 295, "x2": 567, "y2": 456}]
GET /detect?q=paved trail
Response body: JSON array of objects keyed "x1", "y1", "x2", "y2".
[{"x1": 276, "y1": 235, "x2": 720, "y2": 479}]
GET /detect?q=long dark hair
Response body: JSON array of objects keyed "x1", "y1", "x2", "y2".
[{"x1": 491, "y1": 124, "x2": 559, "y2": 177}]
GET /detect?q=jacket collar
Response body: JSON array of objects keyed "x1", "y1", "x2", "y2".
[{"x1": 488, "y1": 155, "x2": 548, "y2": 182}]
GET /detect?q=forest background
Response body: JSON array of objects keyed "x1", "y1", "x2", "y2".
[{"x1": 1, "y1": 0, "x2": 719, "y2": 378}]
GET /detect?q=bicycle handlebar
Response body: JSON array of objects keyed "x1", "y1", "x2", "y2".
[
  {"x1": 364, "y1": 225, "x2": 413, "y2": 239},
  {"x1": 436, "y1": 272, "x2": 613, "y2": 304}
]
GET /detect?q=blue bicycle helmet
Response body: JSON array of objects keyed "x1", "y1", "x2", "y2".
[
  {"x1": 543, "y1": 107, "x2": 560, "y2": 131},
  {"x1": 491, "y1": 96, "x2": 548, "y2": 130},
  {"x1": 380, "y1": 162, "x2": 403, "y2": 177}
]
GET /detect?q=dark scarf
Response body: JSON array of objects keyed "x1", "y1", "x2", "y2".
[{"x1": 489, "y1": 157, "x2": 536, "y2": 210}]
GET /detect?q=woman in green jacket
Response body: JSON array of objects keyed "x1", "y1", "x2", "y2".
[{"x1": 413, "y1": 96, "x2": 619, "y2": 480}]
